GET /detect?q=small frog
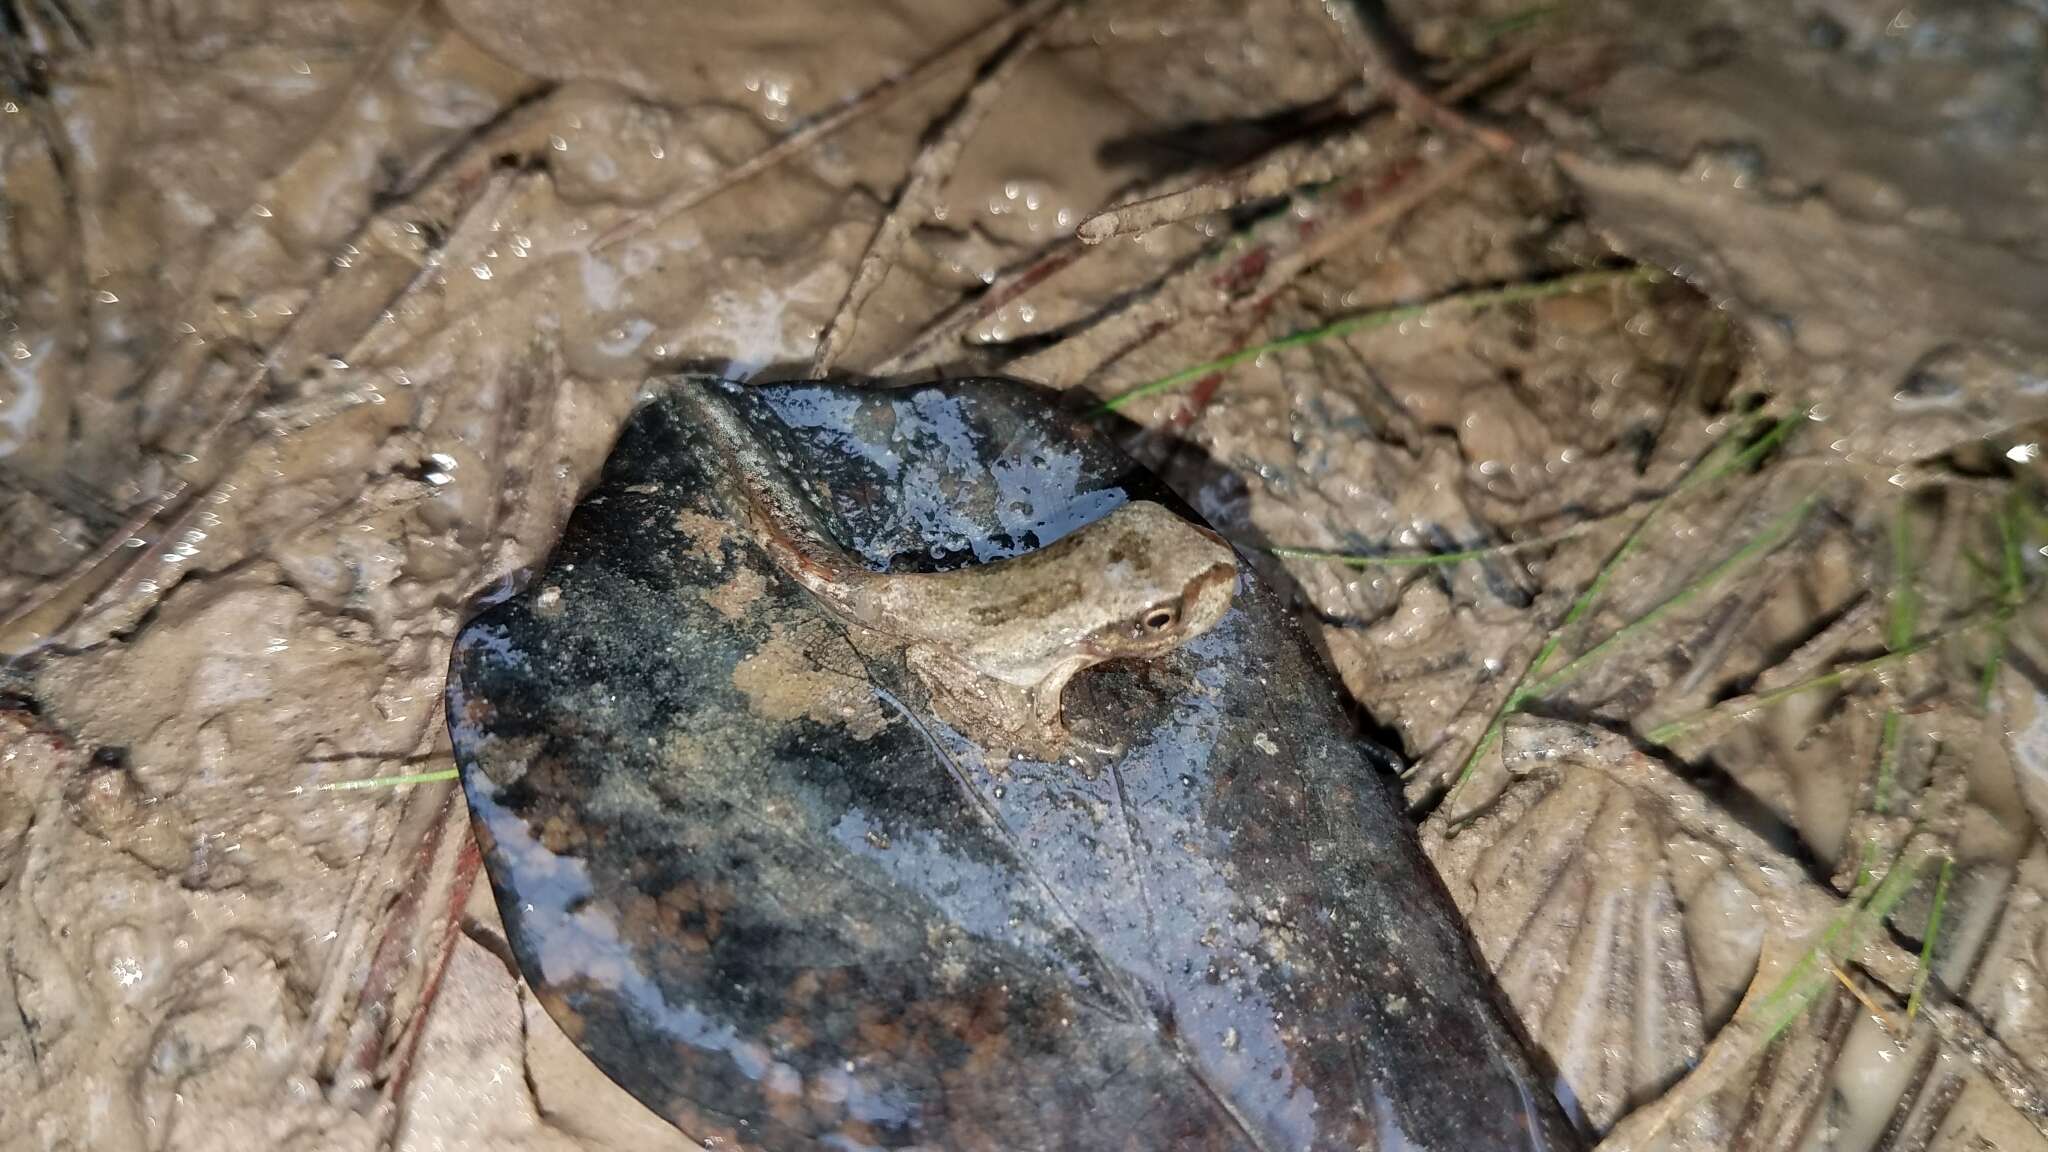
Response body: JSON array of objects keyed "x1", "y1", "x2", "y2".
[{"x1": 679, "y1": 384, "x2": 1239, "y2": 758}]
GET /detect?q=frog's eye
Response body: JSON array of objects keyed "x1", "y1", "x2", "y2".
[{"x1": 1141, "y1": 606, "x2": 1178, "y2": 632}]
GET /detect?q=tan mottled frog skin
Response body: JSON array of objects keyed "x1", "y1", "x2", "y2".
[{"x1": 679, "y1": 385, "x2": 1239, "y2": 756}]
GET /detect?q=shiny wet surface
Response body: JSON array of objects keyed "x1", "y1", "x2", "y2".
[{"x1": 446, "y1": 376, "x2": 1577, "y2": 1151}]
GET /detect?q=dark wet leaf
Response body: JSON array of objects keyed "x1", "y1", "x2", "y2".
[{"x1": 447, "y1": 376, "x2": 1578, "y2": 1151}]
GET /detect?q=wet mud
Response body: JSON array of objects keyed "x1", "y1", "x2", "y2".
[{"x1": 3, "y1": 1, "x2": 2048, "y2": 1150}]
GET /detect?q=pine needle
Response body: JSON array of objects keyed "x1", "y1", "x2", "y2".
[{"x1": 1829, "y1": 962, "x2": 1903, "y2": 1035}]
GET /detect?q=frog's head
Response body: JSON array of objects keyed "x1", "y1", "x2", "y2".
[{"x1": 1084, "y1": 504, "x2": 1239, "y2": 660}]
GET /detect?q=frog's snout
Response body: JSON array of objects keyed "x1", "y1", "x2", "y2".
[{"x1": 1179, "y1": 560, "x2": 1239, "y2": 636}]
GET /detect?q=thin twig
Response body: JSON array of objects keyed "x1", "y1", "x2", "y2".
[
  {"x1": 0, "y1": 99, "x2": 536, "y2": 655},
  {"x1": 1075, "y1": 40, "x2": 1533, "y2": 246},
  {"x1": 1000, "y1": 234, "x2": 1264, "y2": 388},
  {"x1": 873, "y1": 240, "x2": 1089, "y2": 374},
  {"x1": 1185, "y1": 44, "x2": 1516, "y2": 310},
  {"x1": 808, "y1": 0, "x2": 1066, "y2": 376},
  {"x1": 305, "y1": 0, "x2": 430, "y2": 169},
  {"x1": 987, "y1": 42, "x2": 1531, "y2": 391},
  {"x1": 0, "y1": 497, "x2": 169, "y2": 654},
  {"x1": 886, "y1": 100, "x2": 1425, "y2": 371},
  {"x1": 1757, "y1": 595, "x2": 1882, "y2": 694},
  {"x1": 1338, "y1": 0, "x2": 1522, "y2": 156},
  {"x1": 0, "y1": 0, "x2": 463, "y2": 652},
  {"x1": 57, "y1": 173, "x2": 514, "y2": 649},
  {"x1": 1156, "y1": 311, "x2": 1275, "y2": 428},
  {"x1": 1270, "y1": 528, "x2": 1583, "y2": 569},
  {"x1": 1235, "y1": 142, "x2": 1494, "y2": 310},
  {"x1": 1662, "y1": 541, "x2": 1801, "y2": 705},
  {"x1": 1078, "y1": 131, "x2": 1379, "y2": 245},
  {"x1": 591, "y1": 7, "x2": 1055, "y2": 255},
  {"x1": 1007, "y1": 130, "x2": 1454, "y2": 390},
  {"x1": 116, "y1": 0, "x2": 438, "y2": 444}
]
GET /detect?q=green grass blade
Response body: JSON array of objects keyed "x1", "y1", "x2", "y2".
[
  {"x1": 1695, "y1": 409, "x2": 1805, "y2": 488},
  {"x1": 1469, "y1": 4, "x2": 1561, "y2": 49},
  {"x1": 1094, "y1": 267, "x2": 1654, "y2": 413},
  {"x1": 1906, "y1": 855, "x2": 1954, "y2": 1024},
  {"x1": 1755, "y1": 846, "x2": 1927, "y2": 1041},
  {"x1": 1268, "y1": 542, "x2": 1518, "y2": 569},
  {"x1": 1444, "y1": 410, "x2": 1793, "y2": 802},
  {"x1": 1889, "y1": 498, "x2": 1919, "y2": 649},
  {"x1": 1980, "y1": 491, "x2": 2032, "y2": 701},
  {"x1": 318, "y1": 768, "x2": 460, "y2": 791},
  {"x1": 1981, "y1": 632, "x2": 2008, "y2": 706},
  {"x1": 1267, "y1": 514, "x2": 1616, "y2": 569},
  {"x1": 1645, "y1": 612, "x2": 2003, "y2": 746},
  {"x1": 1527, "y1": 494, "x2": 1814, "y2": 699},
  {"x1": 1873, "y1": 497, "x2": 1918, "y2": 814},
  {"x1": 1875, "y1": 709, "x2": 1903, "y2": 815}
]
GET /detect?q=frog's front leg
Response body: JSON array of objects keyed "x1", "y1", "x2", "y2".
[{"x1": 903, "y1": 644, "x2": 1069, "y2": 760}]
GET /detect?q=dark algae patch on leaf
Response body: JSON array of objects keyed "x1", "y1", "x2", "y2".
[{"x1": 446, "y1": 376, "x2": 1580, "y2": 1151}]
